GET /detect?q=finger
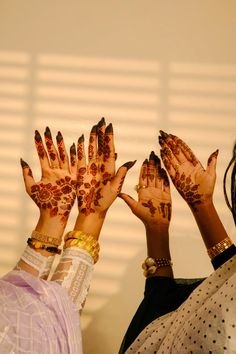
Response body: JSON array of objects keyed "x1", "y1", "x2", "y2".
[
  {"x1": 20, "y1": 158, "x2": 35, "y2": 194},
  {"x1": 160, "y1": 149, "x2": 176, "y2": 182},
  {"x1": 139, "y1": 159, "x2": 148, "y2": 187},
  {"x1": 77, "y1": 134, "x2": 86, "y2": 168},
  {"x1": 88, "y1": 125, "x2": 97, "y2": 162},
  {"x1": 97, "y1": 117, "x2": 106, "y2": 160},
  {"x1": 56, "y1": 131, "x2": 69, "y2": 170},
  {"x1": 111, "y1": 160, "x2": 136, "y2": 194},
  {"x1": 160, "y1": 168, "x2": 170, "y2": 193},
  {"x1": 155, "y1": 154, "x2": 163, "y2": 189},
  {"x1": 44, "y1": 127, "x2": 60, "y2": 169},
  {"x1": 35, "y1": 130, "x2": 50, "y2": 171},
  {"x1": 119, "y1": 193, "x2": 138, "y2": 213},
  {"x1": 147, "y1": 151, "x2": 157, "y2": 187},
  {"x1": 70, "y1": 143, "x2": 77, "y2": 178},
  {"x1": 206, "y1": 149, "x2": 219, "y2": 176},
  {"x1": 101, "y1": 123, "x2": 116, "y2": 182},
  {"x1": 159, "y1": 136, "x2": 180, "y2": 174}
]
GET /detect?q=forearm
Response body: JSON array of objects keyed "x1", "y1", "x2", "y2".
[{"x1": 191, "y1": 200, "x2": 231, "y2": 249}]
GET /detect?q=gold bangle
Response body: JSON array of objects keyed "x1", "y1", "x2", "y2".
[
  {"x1": 207, "y1": 237, "x2": 233, "y2": 260},
  {"x1": 31, "y1": 230, "x2": 61, "y2": 247},
  {"x1": 142, "y1": 257, "x2": 172, "y2": 277},
  {"x1": 64, "y1": 230, "x2": 100, "y2": 263}
]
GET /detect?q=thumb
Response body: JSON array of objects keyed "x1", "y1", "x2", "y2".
[
  {"x1": 206, "y1": 149, "x2": 219, "y2": 176},
  {"x1": 118, "y1": 193, "x2": 138, "y2": 212},
  {"x1": 111, "y1": 160, "x2": 136, "y2": 194},
  {"x1": 20, "y1": 158, "x2": 36, "y2": 194}
]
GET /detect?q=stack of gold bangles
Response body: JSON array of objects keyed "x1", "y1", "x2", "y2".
[
  {"x1": 142, "y1": 257, "x2": 172, "y2": 277},
  {"x1": 207, "y1": 236, "x2": 233, "y2": 260},
  {"x1": 64, "y1": 230, "x2": 100, "y2": 263}
]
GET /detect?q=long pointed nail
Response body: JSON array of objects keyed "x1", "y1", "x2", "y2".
[
  {"x1": 159, "y1": 130, "x2": 169, "y2": 139},
  {"x1": 91, "y1": 125, "x2": 97, "y2": 134},
  {"x1": 78, "y1": 134, "x2": 84, "y2": 144},
  {"x1": 98, "y1": 117, "x2": 106, "y2": 127},
  {"x1": 35, "y1": 130, "x2": 42, "y2": 142},
  {"x1": 105, "y1": 123, "x2": 113, "y2": 134},
  {"x1": 70, "y1": 143, "x2": 76, "y2": 154},
  {"x1": 122, "y1": 160, "x2": 136, "y2": 170},
  {"x1": 143, "y1": 158, "x2": 148, "y2": 164},
  {"x1": 56, "y1": 131, "x2": 63, "y2": 142},
  {"x1": 20, "y1": 158, "x2": 29, "y2": 168},
  {"x1": 44, "y1": 126, "x2": 51, "y2": 137},
  {"x1": 149, "y1": 151, "x2": 155, "y2": 160}
]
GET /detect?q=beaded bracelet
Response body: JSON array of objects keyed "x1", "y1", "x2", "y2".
[
  {"x1": 207, "y1": 236, "x2": 233, "y2": 260},
  {"x1": 27, "y1": 238, "x2": 62, "y2": 255},
  {"x1": 31, "y1": 230, "x2": 61, "y2": 247},
  {"x1": 64, "y1": 230, "x2": 100, "y2": 263},
  {"x1": 142, "y1": 257, "x2": 173, "y2": 277}
]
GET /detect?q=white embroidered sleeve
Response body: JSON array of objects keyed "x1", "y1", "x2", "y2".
[
  {"x1": 14, "y1": 245, "x2": 55, "y2": 279},
  {"x1": 51, "y1": 247, "x2": 94, "y2": 311}
]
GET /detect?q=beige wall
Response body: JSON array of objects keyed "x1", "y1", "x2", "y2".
[{"x1": 0, "y1": 1, "x2": 235, "y2": 353}]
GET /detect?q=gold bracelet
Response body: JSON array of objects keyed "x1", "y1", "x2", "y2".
[
  {"x1": 31, "y1": 230, "x2": 61, "y2": 247},
  {"x1": 64, "y1": 230, "x2": 100, "y2": 263},
  {"x1": 142, "y1": 257, "x2": 172, "y2": 277},
  {"x1": 207, "y1": 237, "x2": 233, "y2": 260}
]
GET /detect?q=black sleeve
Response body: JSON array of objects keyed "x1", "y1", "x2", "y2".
[{"x1": 211, "y1": 244, "x2": 236, "y2": 269}]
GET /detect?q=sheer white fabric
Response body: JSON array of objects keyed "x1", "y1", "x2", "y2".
[
  {"x1": 15, "y1": 245, "x2": 55, "y2": 279},
  {"x1": 51, "y1": 247, "x2": 94, "y2": 310},
  {"x1": 126, "y1": 255, "x2": 236, "y2": 353}
]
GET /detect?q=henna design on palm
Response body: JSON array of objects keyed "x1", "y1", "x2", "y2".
[
  {"x1": 142, "y1": 200, "x2": 157, "y2": 217},
  {"x1": 30, "y1": 176, "x2": 76, "y2": 223},
  {"x1": 158, "y1": 202, "x2": 171, "y2": 221}
]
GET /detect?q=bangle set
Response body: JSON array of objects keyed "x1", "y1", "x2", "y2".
[
  {"x1": 207, "y1": 236, "x2": 233, "y2": 260},
  {"x1": 31, "y1": 230, "x2": 61, "y2": 247},
  {"x1": 64, "y1": 230, "x2": 100, "y2": 263},
  {"x1": 142, "y1": 257, "x2": 172, "y2": 277},
  {"x1": 27, "y1": 238, "x2": 62, "y2": 255}
]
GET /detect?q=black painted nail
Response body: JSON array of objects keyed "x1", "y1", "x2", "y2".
[
  {"x1": 56, "y1": 131, "x2": 63, "y2": 142},
  {"x1": 44, "y1": 126, "x2": 51, "y2": 137},
  {"x1": 160, "y1": 130, "x2": 169, "y2": 139},
  {"x1": 35, "y1": 130, "x2": 41, "y2": 142},
  {"x1": 122, "y1": 160, "x2": 136, "y2": 170},
  {"x1": 143, "y1": 158, "x2": 148, "y2": 164},
  {"x1": 70, "y1": 143, "x2": 76, "y2": 154},
  {"x1": 98, "y1": 117, "x2": 106, "y2": 127},
  {"x1": 20, "y1": 158, "x2": 28, "y2": 168},
  {"x1": 78, "y1": 134, "x2": 84, "y2": 144},
  {"x1": 91, "y1": 125, "x2": 97, "y2": 134},
  {"x1": 105, "y1": 123, "x2": 113, "y2": 134},
  {"x1": 149, "y1": 151, "x2": 155, "y2": 160}
]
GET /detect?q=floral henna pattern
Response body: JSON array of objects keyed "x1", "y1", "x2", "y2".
[
  {"x1": 30, "y1": 176, "x2": 76, "y2": 223},
  {"x1": 35, "y1": 130, "x2": 45, "y2": 159},
  {"x1": 158, "y1": 202, "x2": 171, "y2": 221},
  {"x1": 97, "y1": 118, "x2": 105, "y2": 156},
  {"x1": 142, "y1": 200, "x2": 157, "y2": 217},
  {"x1": 175, "y1": 172, "x2": 202, "y2": 211},
  {"x1": 100, "y1": 163, "x2": 112, "y2": 184}
]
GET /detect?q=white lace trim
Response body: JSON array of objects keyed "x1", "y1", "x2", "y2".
[
  {"x1": 15, "y1": 246, "x2": 55, "y2": 279},
  {"x1": 51, "y1": 247, "x2": 94, "y2": 310}
]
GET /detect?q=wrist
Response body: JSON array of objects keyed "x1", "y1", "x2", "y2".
[
  {"x1": 35, "y1": 214, "x2": 67, "y2": 241},
  {"x1": 73, "y1": 212, "x2": 106, "y2": 240}
]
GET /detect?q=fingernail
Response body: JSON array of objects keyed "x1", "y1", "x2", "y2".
[
  {"x1": 20, "y1": 158, "x2": 28, "y2": 168},
  {"x1": 169, "y1": 133, "x2": 176, "y2": 139},
  {"x1": 143, "y1": 158, "x2": 148, "y2": 164},
  {"x1": 78, "y1": 134, "x2": 84, "y2": 144},
  {"x1": 70, "y1": 143, "x2": 76, "y2": 154},
  {"x1": 160, "y1": 130, "x2": 169, "y2": 139},
  {"x1": 115, "y1": 152, "x2": 118, "y2": 160},
  {"x1": 44, "y1": 126, "x2": 51, "y2": 137},
  {"x1": 56, "y1": 131, "x2": 63, "y2": 142},
  {"x1": 98, "y1": 117, "x2": 106, "y2": 127},
  {"x1": 122, "y1": 160, "x2": 136, "y2": 170},
  {"x1": 149, "y1": 151, "x2": 155, "y2": 160},
  {"x1": 215, "y1": 149, "x2": 219, "y2": 157},
  {"x1": 105, "y1": 123, "x2": 113, "y2": 134},
  {"x1": 91, "y1": 125, "x2": 97, "y2": 134},
  {"x1": 35, "y1": 130, "x2": 41, "y2": 142}
]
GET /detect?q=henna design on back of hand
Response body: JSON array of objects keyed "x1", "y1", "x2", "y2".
[{"x1": 175, "y1": 172, "x2": 202, "y2": 211}]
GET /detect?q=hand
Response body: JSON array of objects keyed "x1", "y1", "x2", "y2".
[
  {"x1": 76, "y1": 118, "x2": 136, "y2": 219},
  {"x1": 158, "y1": 131, "x2": 219, "y2": 212},
  {"x1": 21, "y1": 127, "x2": 77, "y2": 227},
  {"x1": 119, "y1": 151, "x2": 171, "y2": 230}
]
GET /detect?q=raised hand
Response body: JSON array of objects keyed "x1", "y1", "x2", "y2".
[
  {"x1": 159, "y1": 131, "x2": 218, "y2": 212},
  {"x1": 119, "y1": 151, "x2": 171, "y2": 229},
  {"x1": 76, "y1": 118, "x2": 136, "y2": 221},
  {"x1": 20, "y1": 127, "x2": 77, "y2": 227}
]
